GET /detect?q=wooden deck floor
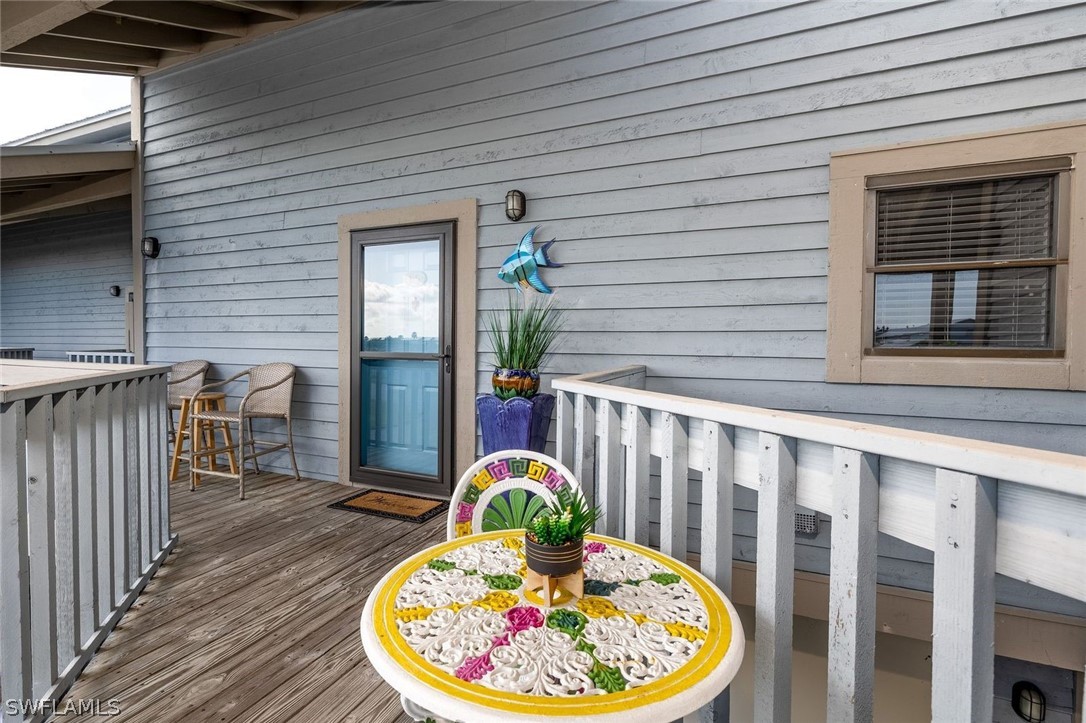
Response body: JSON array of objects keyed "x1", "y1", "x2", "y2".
[{"x1": 63, "y1": 471, "x2": 444, "y2": 722}]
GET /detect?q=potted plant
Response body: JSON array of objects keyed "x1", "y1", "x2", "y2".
[
  {"x1": 524, "y1": 488, "x2": 600, "y2": 606},
  {"x1": 476, "y1": 296, "x2": 564, "y2": 454}
]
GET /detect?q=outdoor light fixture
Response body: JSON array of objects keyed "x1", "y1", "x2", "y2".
[
  {"x1": 505, "y1": 190, "x2": 526, "y2": 221},
  {"x1": 109, "y1": 286, "x2": 121, "y2": 297},
  {"x1": 1011, "y1": 681, "x2": 1045, "y2": 722},
  {"x1": 141, "y1": 236, "x2": 160, "y2": 259}
]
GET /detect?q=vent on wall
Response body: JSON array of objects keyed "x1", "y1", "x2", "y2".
[{"x1": 795, "y1": 510, "x2": 820, "y2": 536}]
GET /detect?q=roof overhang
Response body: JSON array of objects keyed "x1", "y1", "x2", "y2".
[
  {"x1": 1, "y1": 1, "x2": 360, "y2": 76},
  {"x1": 1, "y1": 143, "x2": 135, "y2": 223}
]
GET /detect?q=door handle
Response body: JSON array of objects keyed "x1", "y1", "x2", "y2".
[{"x1": 441, "y1": 345, "x2": 452, "y2": 374}]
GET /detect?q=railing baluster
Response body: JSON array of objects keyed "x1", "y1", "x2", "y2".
[
  {"x1": 701, "y1": 422, "x2": 735, "y2": 593},
  {"x1": 157, "y1": 377, "x2": 170, "y2": 550},
  {"x1": 94, "y1": 385, "x2": 113, "y2": 622},
  {"x1": 754, "y1": 432, "x2": 796, "y2": 723},
  {"x1": 574, "y1": 394, "x2": 596, "y2": 509},
  {"x1": 828, "y1": 447, "x2": 879, "y2": 722},
  {"x1": 1, "y1": 400, "x2": 33, "y2": 713},
  {"x1": 52, "y1": 390, "x2": 80, "y2": 666},
  {"x1": 138, "y1": 378, "x2": 152, "y2": 575},
  {"x1": 75, "y1": 387, "x2": 98, "y2": 647},
  {"x1": 933, "y1": 469, "x2": 996, "y2": 722},
  {"x1": 701, "y1": 421, "x2": 734, "y2": 723},
  {"x1": 597, "y1": 399, "x2": 623, "y2": 538},
  {"x1": 556, "y1": 390, "x2": 574, "y2": 470},
  {"x1": 110, "y1": 382, "x2": 127, "y2": 603},
  {"x1": 624, "y1": 404, "x2": 650, "y2": 545},
  {"x1": 26, "y1": 395, "x2": 59, "y2": 698},
  {"x1": 125, "y1": 380, "x2": 141, "y2": 586},
  {"x1": 147, "y1": 376, "x2": 161, "y2": 557},
  {"x1": 660, "y1": 413, "x2": 688, "y2": 560}
]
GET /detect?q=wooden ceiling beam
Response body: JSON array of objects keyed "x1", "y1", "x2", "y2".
[
  {"x1": 1, "y1": 149, "x2": 135, "y2": 179},
  {"x1": 94, "y1": 2, "x2": 248, "y2": 37},
  {"x1": 0, "y1": 52, "x2": 136, "y2": 75},
  {"x1": 8, "y1": 35, "x2": 160, "y2": 68},
  {"x1": 213, "y1": 1, "x2": 300, "y2": 20},
  {"x1": 46, "y1": 13, "x2": 203, "y2": 53},
  {"x1": 1, "y1": 170, "x2": 132, "y2": 223},
  {"x1": 1, "y1": 0, "x2": 109, "y2": 51}
]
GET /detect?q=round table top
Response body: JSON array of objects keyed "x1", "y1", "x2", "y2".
[{"x1": 360, "y1": 530, "x2": 744, "y2": 723}]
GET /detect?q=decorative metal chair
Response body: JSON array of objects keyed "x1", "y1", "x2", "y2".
[
  {"x1": 187, "y1": 362, "x2": 300, "y2": 500},
  {"x1": 166, "y1": 359, "x2": 210, "y2": 444},
  {"x1": 446, "y1": 449, "x2": 580, "y2": 541}
]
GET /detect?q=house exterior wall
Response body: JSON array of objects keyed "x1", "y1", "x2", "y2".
[
  {"x1": 139, "y1": 1, "x2": 1086, "y2": 612},
  {"x1": 0, "y1": 209, "x2": 133, "y2": 359}
]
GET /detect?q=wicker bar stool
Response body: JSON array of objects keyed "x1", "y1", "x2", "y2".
[
  {"x1": 167, "y1": 359, "x2": 210, "y2": 443},
  {"x1": 187, "y1": 362, "x2": 301, "y2": 500},
  {"x1": 166, "y1": 360, "x2": 210, "y2": 481}
]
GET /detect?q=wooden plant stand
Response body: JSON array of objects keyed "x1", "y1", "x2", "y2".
[{"x1": 525, "y1": 567, "x2": 584, "y2": 608}]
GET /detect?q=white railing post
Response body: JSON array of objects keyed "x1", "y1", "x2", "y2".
[
  {"x1": 932, "y1": 469, "x2": 997, "y2": 723},
  {"x1": 26, "y1": 396, "x2": 59, "y2": 700},
  {"x1": 52, "y1": 390, "x2": 79, "y2": 667},
  {"x1": 1, "y1": 400, "x2": 33, "y2": 717},
  {"x1": 828, "y1": 447, "x2": 879, "y2": 722},
  {"x1": 660, "y1": 412, "x2": 689, "y2": 560},
  {"x1": 573, "y1": 394, "x2": 596, "y2": 509},
  {"x1": 556, "y1": 390, "x2": 574, "y2": 470},
  {"x1": 624, "y1": 404, "x2": 651, "y2": 545},
  {"x1": 94, "y1": 385, "x2": 114, "y2": 623},
  {"x1": 75, "y1": 387, "x2": 98, "y2": 647},
  {"x1": 755, "y1": 432, "x2": 796, "y2": 723},
  {"x1": 701, "y1": 421, "x2": 734, "y2": 723},
  {"x1": 110, "y1": 382, "x2": 127, "y2": 604},
  {"x1": 597, "y1": 399, "x2": 623, "y2": 538}
]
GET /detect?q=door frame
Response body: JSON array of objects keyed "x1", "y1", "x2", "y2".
[
  {"x1": 349, "y1": 223, "x2": 453, "y2": 494},
  {"x1": 337, "y1": 200, "x2": 477, "y2": 495}
]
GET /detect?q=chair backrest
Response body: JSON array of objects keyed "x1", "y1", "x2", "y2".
[
  {"x1": 245, "y1": 362, "x2": 296, "y2": 418},
  {"x1": 167, "y1": 359, "x2": 210, "y2": 406},
  {"x1": 447, "y1": 450, "x2": 581, "y2": 540}
]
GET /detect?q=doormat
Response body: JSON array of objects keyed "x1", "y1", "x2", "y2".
[{"x1": 328, "y1": 489, "x2": 448, "y2": 523}]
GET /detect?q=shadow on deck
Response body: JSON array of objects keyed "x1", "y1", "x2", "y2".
[{"x1": 62, "y1": 471, "x2": 443, "y2": 722}]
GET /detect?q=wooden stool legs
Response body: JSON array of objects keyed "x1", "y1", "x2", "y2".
[{"x1": 185, "y1": 395, "x2": 239, "y2": 489}]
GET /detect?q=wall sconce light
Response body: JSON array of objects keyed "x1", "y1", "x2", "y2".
[
  {"x1": 109, "y1": 286, "x2": 121, "y2": 297},
  {"x1": 141, "y1": 236, "x2": 160, "y2": 259},
  {"x1": 505, "y1": 190, "x2": 526, "y2": 221},
  {"x1": 1011, "y1": 681, "x2": 1045, "y2": 722}
]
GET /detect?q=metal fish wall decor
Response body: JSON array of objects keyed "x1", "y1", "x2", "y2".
[{"x1": 497, "y1": 226, "x2": 562, "y2": 294}]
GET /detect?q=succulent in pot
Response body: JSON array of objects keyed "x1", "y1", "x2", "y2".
[
  {"x1": 525, "y1": 488, "x2": 600, "y2": 578},
  {"x1": 485, "y1": 296, "x2": 564, "y2": 400}
]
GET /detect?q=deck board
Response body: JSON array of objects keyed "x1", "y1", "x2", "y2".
[{"x1": 62, "y1": 471, "x2": 438, "y2": 722}]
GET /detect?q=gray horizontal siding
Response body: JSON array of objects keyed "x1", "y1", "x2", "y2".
[
  {"x1": 0, "y1": 210, "x2": 132, "y2": 360},
  {"x1": 140, "y1": 0, "x2": 1086, "y2": 614}
]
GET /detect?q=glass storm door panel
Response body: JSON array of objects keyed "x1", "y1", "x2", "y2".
[{"x1": 351, "y1": 225, "x2": 453, "y2": 494}]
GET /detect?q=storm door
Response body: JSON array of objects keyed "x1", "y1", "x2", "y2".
[{"x1": 350, "y1": 223, "x2": 454, "y2": 494}]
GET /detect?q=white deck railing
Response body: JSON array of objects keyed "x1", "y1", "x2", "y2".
[
  {"x1": 553, "y1": 366, "x2": 1086, "y2": 723},
  {"x1": 0, "y1": 360, "x2": 177, "y2": 723}
]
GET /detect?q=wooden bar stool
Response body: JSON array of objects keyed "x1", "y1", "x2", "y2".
[{"x1": 171, "y1": 392, "x2": 238, "y2": 483}]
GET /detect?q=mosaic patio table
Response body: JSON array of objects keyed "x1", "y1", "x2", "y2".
[{"x1": 360, "y1": 529, "x2": 744, "y2": 723}]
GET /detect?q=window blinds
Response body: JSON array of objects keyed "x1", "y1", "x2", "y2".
[
  {"x1": 873, "y1": 175, "x2": 1056, "y2": 349},
  {"x1": 876, "y1": 176, "x2": 1055, "y2": 265}
]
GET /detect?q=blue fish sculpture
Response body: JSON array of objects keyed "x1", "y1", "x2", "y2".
[{"x1": 497, "y1": 226, "x2": 562, "y2": 294}]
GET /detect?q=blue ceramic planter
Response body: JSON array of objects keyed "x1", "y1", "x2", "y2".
[{"x1": 476, "y1": 393, "x2": 555, "y2": 455}]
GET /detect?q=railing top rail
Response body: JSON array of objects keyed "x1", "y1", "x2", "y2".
[
  {"x1": 553, "y1": 366, "x2": 1086, "y2": 495},
  {"x1": 0, "y1": 360, "x2": 170, "y2": 403}
]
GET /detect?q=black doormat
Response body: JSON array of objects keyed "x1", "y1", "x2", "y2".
[{"x1": 328, "y1": 489, "x2": 448, "y2": 523}]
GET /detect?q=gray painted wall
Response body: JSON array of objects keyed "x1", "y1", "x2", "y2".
[
  {"x1": 139, "y1": 1, "x2": 1086, "y2": 613},
  {"x1": 0, "y1": 209, "x2": 133, "y2": 359}
]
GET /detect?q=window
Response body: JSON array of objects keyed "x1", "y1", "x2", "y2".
[{"x1": 826, "y1": 121, "x2": 1085, "y2": 390}]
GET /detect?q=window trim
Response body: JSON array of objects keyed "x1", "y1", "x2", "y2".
[{"x1": 826, "y1": 120, "x2": 1086, "y2": 391}]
